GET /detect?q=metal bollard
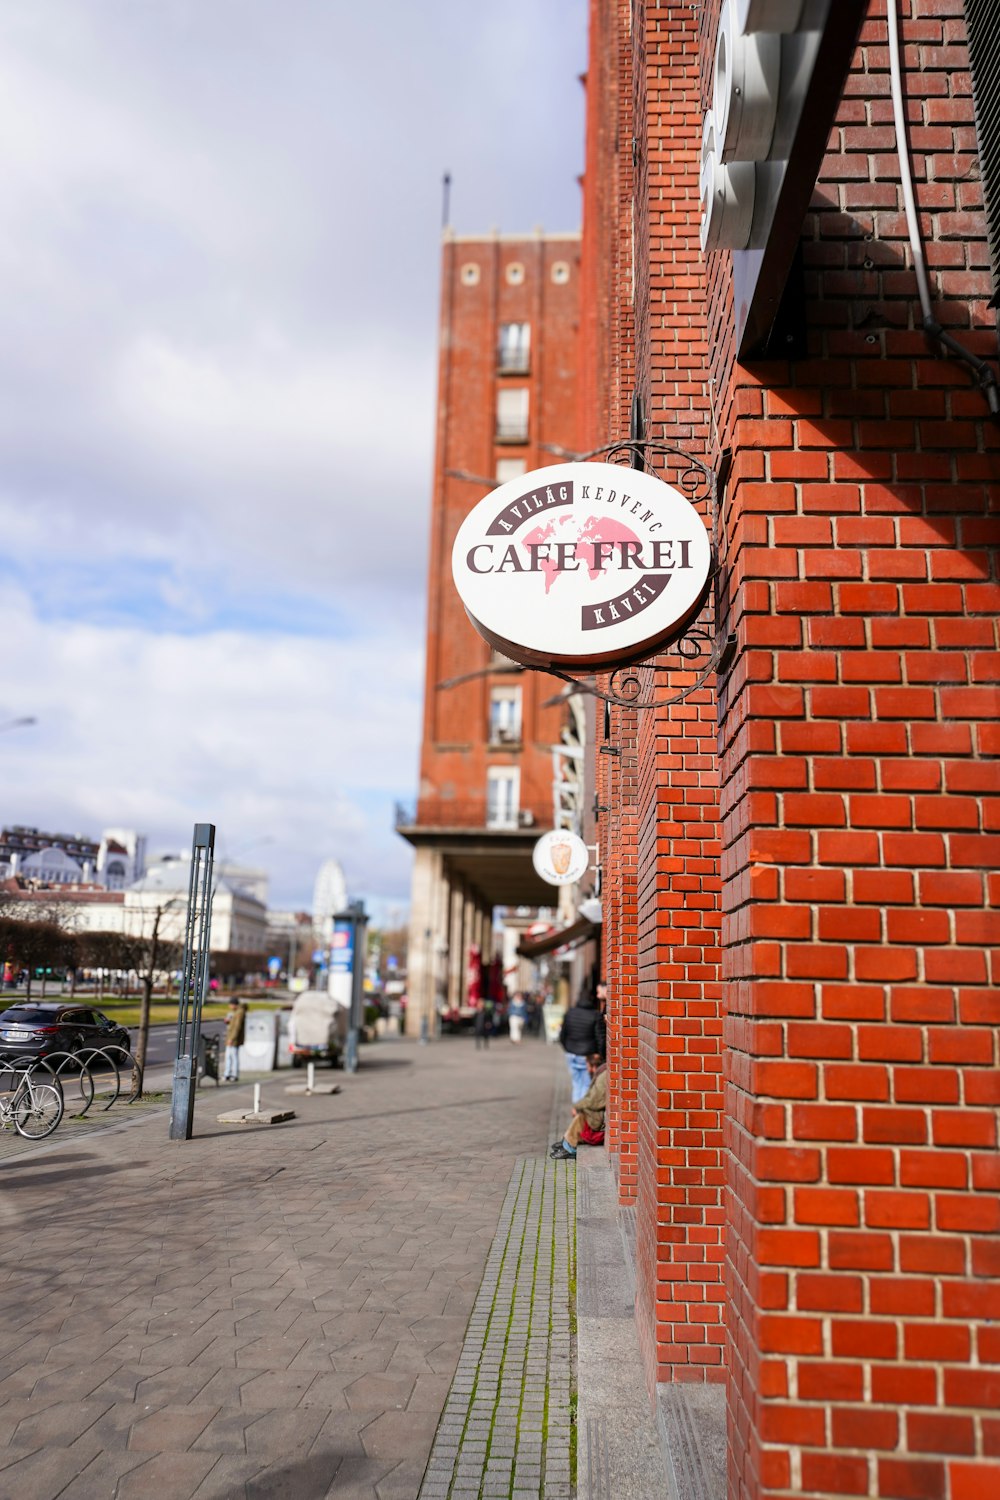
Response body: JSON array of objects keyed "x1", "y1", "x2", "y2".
[
  {"x1": 253, "y1": 1083, "x2": 261, "y2": 1115},
  {"x1": 307, "y1": 1062, "x2": 315, "y2": 1093}
]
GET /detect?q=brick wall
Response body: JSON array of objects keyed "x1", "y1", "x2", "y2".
[
  {"x1": 706, "y1": 2, "x2": 1000, "y2": 1497},
  {"x1": 632, "y1": 0, "x2": 727, "y2": 1388},
  {"x1": 581, "y1": 0, "x2": 640, "y2": 1191},
  {"x1": 584, "y1": 0, "x2": 728, "y2": 1387},
  {"x1": 584, "y1": 0, "x2": 999, "y2": 1493}
]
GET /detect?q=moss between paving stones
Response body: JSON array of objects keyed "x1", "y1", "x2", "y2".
[{"x1": 417, "y1": 1155, "x2": 576, "y2": 1499}]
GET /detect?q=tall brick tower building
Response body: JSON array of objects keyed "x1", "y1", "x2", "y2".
[{"x1": 399, "y1": 229, "x2": 582, "y2": 1036}]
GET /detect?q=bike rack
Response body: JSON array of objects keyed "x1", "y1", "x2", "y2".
[
  {"x1": 100, "y1": 1044, "x2": 143, "y2": 1103},
  {"x1": 30, "y1": 1050, "x2": 96, "y2": 1117},
  {"x1": 76, "y1": 1047, "x2": 121, "y2": 1112},
  {"x1": 0, "y1": 1040, "x2": 145, "y2": 1126}
]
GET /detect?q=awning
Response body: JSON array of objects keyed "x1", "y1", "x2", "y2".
[{"x1": 516, "y1": 916, "x2": 599, "y2": 959}]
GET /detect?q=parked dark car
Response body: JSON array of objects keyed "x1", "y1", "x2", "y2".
[{"x1": 0, "y1": 1003, "x2": 130, "y2": 1062}]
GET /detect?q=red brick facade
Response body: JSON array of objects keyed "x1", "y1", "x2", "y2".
[
  {"x1": 417, "y1": 233, "x2": 581, "y2": 830},
  {"x1": 581, "y1": 2, "x2": 1000, "y2": 1497}
]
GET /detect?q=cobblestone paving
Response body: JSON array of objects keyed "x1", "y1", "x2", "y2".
[
  {"x1": 0, "y1": 1093, "x2": 168, "y2": 1164},
  {"x1": 418, "y1": 1156, "x2": 576, "y2": 1500},
  {"x1": 0, "y1": 1037, "x2": 572, "y2": 1499},
  {"x1": 419, "y1": 1067, "x2": 576, "y2": 1500}
]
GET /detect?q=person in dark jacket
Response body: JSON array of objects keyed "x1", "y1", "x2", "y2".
[
  {"x1": 559, "y1": 993, "x2": 606, "y2": 1102},
  {"x1": 474, "y1": 999, "x2": 494, "y2": 1050}
]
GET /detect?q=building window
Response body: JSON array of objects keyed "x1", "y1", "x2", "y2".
[
  {"x1": 496, "y1": 388, "x2": 529, "y2": 443},
  {"x1": 498, "y1": 322, "x2": 531, "y2": 373},
  {"x1": 505, "y1": 261, "x2": 525, "y2": 285},
  {"x1": 551, "y1": 260, "x2": 571, "y2": 284},
  {"x1": 495, "y1": 457, "x2": 527, "y2": 484},
  {"x1": 490, "y1": 687, "x2": 522, "y2": 746},
  {"x1": 487, "y1": 767, "x2": 520, "y2": 829},
  {"x1": 460, "y1": 262, "x2": 480, "y2": 286}
]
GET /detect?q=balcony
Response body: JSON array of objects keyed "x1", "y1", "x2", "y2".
[
  {"x1": 497, "y1": 351, "x2": 530, "y2": 375},
  {"x1": 495, "y1": 419, "x2": 529, "y2": 444},
  {"x1": 488, "y1": 724, "x2": 522, "y2": 749},
  {"x1": 394, "y1": 800, "x2": 536, "y2": 833},
  {"x1": 394, "y1": 803, "x2": 552, "y2": 906}
]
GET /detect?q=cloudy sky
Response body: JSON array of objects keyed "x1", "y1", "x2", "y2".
[{"x1": 0, "y1": 0, "x2": 586, "y2": 918}]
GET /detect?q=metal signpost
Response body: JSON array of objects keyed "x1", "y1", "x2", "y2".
[
  {"x1": 169, "y1": 823, "x2": 216, "y2": 1141},
  {"x1": 334, "y1": 900, "x2": 368, "y2": 1074}
]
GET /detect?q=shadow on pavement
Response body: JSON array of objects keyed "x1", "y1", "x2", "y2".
[
  {"x1": 189, "y1": 1093, "x2": 519, "y2": 1143},
  {"x1": 0, "y1": 1162, "x2": 120, "y2": 1190},
  {"x1": 195, "y1": 1446, "x2": 386, "y2": 1500}
]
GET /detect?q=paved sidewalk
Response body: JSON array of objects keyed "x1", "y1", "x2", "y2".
[
  {"x1": 0, "y1": 1036, "x2": 573, "y2": 1499},
  {"x1": 418, "y1": 1154, "x2": 575, "y2": 1500}
]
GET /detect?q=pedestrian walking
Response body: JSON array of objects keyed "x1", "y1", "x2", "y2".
[
  {"x1": 223, "y1": 998, "x2": 247, "y2": 1081},
  {"x1": 474, "y1": 999, "x2": 494, "y2": 1050},
  {"x1": 558, "y1": 991, "x2": 605, "y2": 1102},
  {"x1": 507, "y1": 991, "x2": 527, "y2": 1045}
]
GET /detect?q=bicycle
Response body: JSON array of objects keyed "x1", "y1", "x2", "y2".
[{"x1": 0, "y1": 1063, "x2": 65, "y2": 1139}]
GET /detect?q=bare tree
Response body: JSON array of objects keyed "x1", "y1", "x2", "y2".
[
  {"x1": 115, "y1": 901, "x2": 182, "y2": 1081},
  {"x1": 0, "y1": 916, "x2": 74, "y2": 1000}
]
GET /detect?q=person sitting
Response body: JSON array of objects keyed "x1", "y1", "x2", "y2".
[{"x1": 550, "y1": 1053, "x2": 606, "y2": 1160}]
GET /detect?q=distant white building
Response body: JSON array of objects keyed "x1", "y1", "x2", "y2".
[
  {"x1": 127, "y1": 862, "x2": 267, "y2": 953},
  {"x1": 4, "y1": 863, "x2": 267, "y2": 955},
  {"x1": 97, "y1": 829, "x2": 147, "y2": 889},
  {"x1": 0, "y1": 825, "x2": 146, "y2": 889},
  {"x1": 145, "y1": 851, "x2": 268, "y2": 905}
]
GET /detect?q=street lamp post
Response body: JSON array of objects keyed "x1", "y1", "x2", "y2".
[{"x1": 169, "y1": 823, "x2": 216, "y2": 1142}]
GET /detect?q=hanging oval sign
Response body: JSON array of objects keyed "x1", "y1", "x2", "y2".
[
  {"x1": 451, "y1": 462, "x2": 712, "y2": 669},
  {"x1": 532, "y1": 829, "x2": 590, "y2": 887}
]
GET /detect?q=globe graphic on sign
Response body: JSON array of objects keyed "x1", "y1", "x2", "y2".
[{"x1": 522, "y1": 513, "x2": 642, "y2": 595}]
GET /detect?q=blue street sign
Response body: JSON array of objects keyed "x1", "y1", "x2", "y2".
[{"x1": 331, "y1": 921, "x2": 354, "y2": 973}]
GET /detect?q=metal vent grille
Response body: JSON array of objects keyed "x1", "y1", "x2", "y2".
[{"x1": 967, "y1": 0, "x2": 1000, "y2": 305}]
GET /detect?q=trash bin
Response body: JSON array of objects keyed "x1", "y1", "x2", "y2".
[
  {"x1": 238, "y1": 1010, "x2": 278, "y2": 1073},
  {"x1": 197, "y1": 1033, "x2": 220, "y2": 1086}
]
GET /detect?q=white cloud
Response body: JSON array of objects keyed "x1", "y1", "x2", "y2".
[
  {"x1": 1, "y1": 587, "x2": 422, "y2": 909},
  {"x1": 0, "y1": 0, "x2": 585, "y2": 915}
]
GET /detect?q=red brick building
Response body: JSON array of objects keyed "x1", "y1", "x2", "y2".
[
  {"x1": 400, "y1": 230, "x2": 583, "y2": 1034},
  {"x1": 578, "y1": 2, "x2": 1000, "y2": 1498}
]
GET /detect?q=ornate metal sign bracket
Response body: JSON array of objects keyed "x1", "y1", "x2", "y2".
[{"x1": 537, "y1": 439, "x2": 735, "y2": 712}]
